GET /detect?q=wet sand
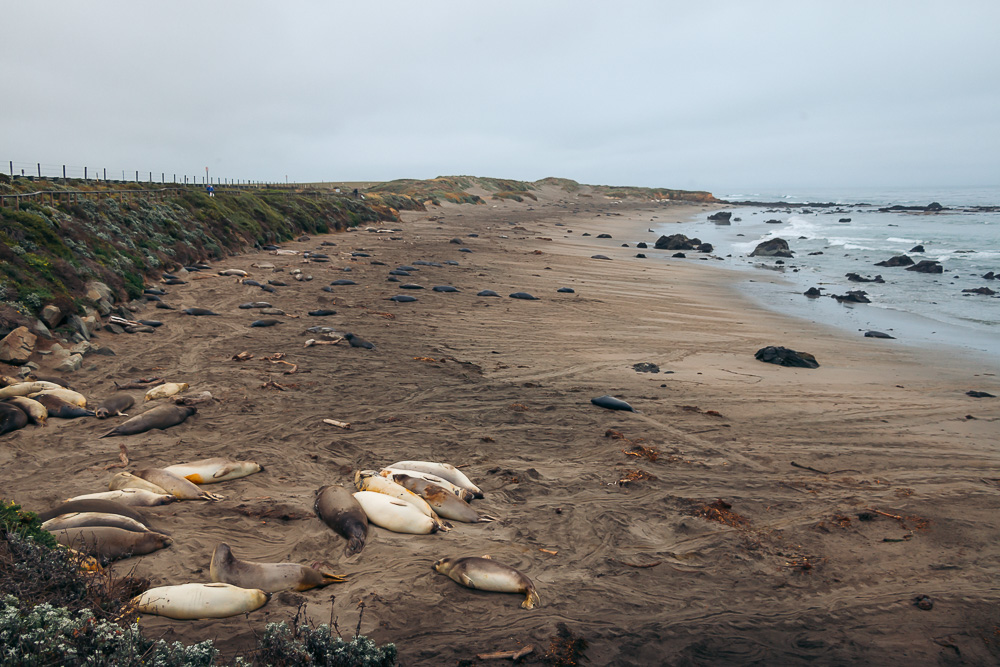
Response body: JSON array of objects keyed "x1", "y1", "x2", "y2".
[{"x1": 3, "y1": 184, "x2": 1000, "y2": 665}]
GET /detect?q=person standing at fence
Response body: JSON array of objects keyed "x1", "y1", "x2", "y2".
[{"x1": 207, "y1": 184, "x2": 215, "y2": 197}]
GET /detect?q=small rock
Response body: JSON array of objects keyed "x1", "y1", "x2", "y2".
[
  {"x1": 633, "y1": 363, "x2": 660, "y2": 373},
  {"x1": 962, "y1": 287, "x2": 995, "y2": 295},
  {"x1": 804, "y1": 287, "x2": 823, "y2": 298},
  {"x1": 54, "y1": 353, "x2": 83, "y2": 372},
  {"x1": 913, "y1": 595, "x2": 933, "y2": 611},
  {"x1": 909, "y1": 245, "x2": 925, "y2": 253},
  {"x1": 906, "y1": 260, "x2": 943, "y2": 274},
  {"x1": 749, "y1": 238, "x2": 793, "y2": 258},
  {"x1": 876, "y1": 255, "x2": 914, "y2": 267}
]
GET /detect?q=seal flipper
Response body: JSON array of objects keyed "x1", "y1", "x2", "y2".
[
  {"x1": 522, "y1": 588, "x2": 540, "y2": 609},
  {"x1": 346, "y1": 535, "x2": 365, "y2": 556},
  {"x1": 459, "y1": 572, "x2": 477, "y2": 589}
]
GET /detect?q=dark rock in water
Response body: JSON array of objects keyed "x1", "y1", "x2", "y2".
[
  {"x1": 926, "y1": 202, "x2": 943, "y2": 211},
  {"x1": 557, "y1": 287, "x2": 575, "y2": 293},
  {"x1": 344, "y1": 333, "x2": 375, "y2": 349},
  {"x1": 400, "y1": 283, "x2": 424, "y2": 290},
  {"x1": 636, "y1": 242, "x2": 648, "y2": 249},
  {"x1": 250, "y1": 319, "x2": 282, "y2": 328},
  {"x1": 876, "y1": 254, "x2": 914, "y2": 267},
  {"x1": 432, "y1": 285, "x2": 459, "y2": 292},
  {"x1": 672, "y1": 252, "x2": 686, "y2": 258},
  {"x1": 633, "y1": 363, "x2": 659, "y2": 373},
  {"x1": 839, "y1": 218, "x2": 852, "y2": 223},
  {"x1": 477, "y1": 290, "x2": 500, "y2": 297},
  {"x1": 983, "y1": 271, "x2": 996, "y2": 280},
  {"x1": 597, "y1": 233, "x2": 612, "y2": 238},
  {"x1": 967, "y1": 390, "x2": 995, "y2": 398},
  {"x1": 804, "y1": 287, "x2": 823, "y2": 297},
  {"x1": 654, "y1": 234, "x2": 701, "y2": 251},
  {"x1": 308, "y1": 309, "x2": 337, "y2": 316},
  {"x1": 590, "y1": 395, "x2": 637, "y2": 412},
  {"x1": 509, "y1": 292, "x2": 539, "y2": 300},
  {"x1": 808, "y1": 251, "x2": 824, "y2": 255},
  {"x1": 906, "y1": 260, "x2": 943, "y2": 274},
  {"x1": 749, "y1": 238, "x2": 793, "y2": 258},
  {"x1": 962, "y1": 287, "x2": 996, "y2": 295},
  {"x1": 909, "y1": 245, "x2": 925, "y2": 253},
  {"x1": 846, "y1": 273, "x2": 885, "y2": 283},
  {"x1": 183, "y1": 308, "x2": 220, "y2": 316},
  {"x1": 330, "y1": 279, "x2": 357, "y2": 286},
  {"x1": 635, "y1": 253, "x2": 647, "y2": 258},
  {"x1": 754, "y1": 346, "x2": 819, "y2": 369},
  {"x1": 591, "y1": 254, "x2": 611, "y2": 260},
  {"x1": 865, "y1": 330, "x2": 895, "y2": 339},
  {"x1": 765, "y1": 219, "x2": 783, "y2": 224},
  {"x1": 388, "y1": 295, "x2": 417, "y2": 303},
  {"x1": 621, "y1": 243, "x2": 630, "y2": 248},
  {"x1": 697, "y1": 243, "x2": 713, "y2": 253},
  {"x1": 708, "y1": 211, "x2": 732, "y2": 223},
  {"x1": 834, "y1": 290, "x2": 871, "y2": 303}
]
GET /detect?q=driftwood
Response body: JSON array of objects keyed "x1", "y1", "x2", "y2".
[
  {"x1": 323, "y1": 418, "x2": 351, "y2": 429},
  {"x1": 103, "y1": 444, "x2": 130, "y2": 470}
]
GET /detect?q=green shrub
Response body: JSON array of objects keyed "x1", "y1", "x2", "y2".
[{"x1": 254, "y1": 621, "x2": 397, "y2": 667}]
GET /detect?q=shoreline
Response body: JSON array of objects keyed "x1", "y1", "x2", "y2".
[{"x1": 3, "y1": 187, "x2": 1000, "y2": 664}]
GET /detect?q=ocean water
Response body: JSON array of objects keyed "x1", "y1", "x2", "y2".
[{"x1": 655, "y1": 187, "x2": 1000, "y2": 366}]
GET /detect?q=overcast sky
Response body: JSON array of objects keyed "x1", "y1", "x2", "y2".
[{"x1": 3, "y1": 1, "x2": 998, "y2": 193}]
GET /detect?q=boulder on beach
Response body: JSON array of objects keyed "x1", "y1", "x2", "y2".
[
  {"x1": 654, "y1": 234, "x2": 701, "y2": 251},
  {"x1": 833, "y1": 290, "x2": 871, "y2": 304},
  {"x1": 846, "y1": 273, "x2": 885, "y2": 283},
  {"x1": 962, "y1": 287, "x2": 996, "y2": 295},
  {"x1": 906, "y1": 260, "x2": 943, "y2": 274},
  {"x1": 708, "y1": 211, "x2": 732, "y2": 223},
  {"x1": 804, "y1": 287, "x2": 823, "y2": 298},
  {"x1": 749, "y1": 238, "x2": 793, "y2": 258},
  {"x1": 754, "y1": 346, "x2": 819, "y2": 369},
  {"x1": 875, "y1": 255, "x2": 914, "y2": 267},
  {"x1": 636, "y1": 242, "x2": 648, "y2": 249},
  {"x1": 0, "y1": 326, "x2": 37, "y2": 365},
  {"x1": 697, "y1": 243, "x2": 714, "y2": 253}
]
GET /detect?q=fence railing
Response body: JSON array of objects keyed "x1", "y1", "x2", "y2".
[{"x1": 4, "y1": 159, "x2": 292, "y2": 188}]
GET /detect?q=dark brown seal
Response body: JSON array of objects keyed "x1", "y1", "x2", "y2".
[
  {"x1": 315, "y1": 485, "x2": 368, "y2": 555},
  {"x1": 50, "y1": 526, "x2": 171, "y2": 560},
  {"x1": 95, "y1": 393, "x2": 135, "y2": 419},
  {"x1": 0, "y1": 402, "x2": 28, "y2": 435},
  {"x1": 99, "y1": 404, "x2": 196, "y2": 438},
  {"x1": 33, "y1": 394, "x2": 95, "y2": 419},
  {"x1": 37, "y1": 499, "x2": 152, "y2": 527}
]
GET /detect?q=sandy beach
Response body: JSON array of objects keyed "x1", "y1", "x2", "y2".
[{"x1": 3, "y1": 184, "x2": 1000, "y2": 665}]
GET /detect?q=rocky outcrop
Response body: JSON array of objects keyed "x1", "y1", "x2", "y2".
[
  {"x1": 754, "y1": 346, "x2": 819, "y2": 369},
  {"x1": 906, "y1": 260, "x2": 943, "y2": 274},
  {"x1": 696, "y1": 243, "x2": 714, "y2": 253},
  {"x1": 962, "y1": 287, "x2": 996, "y2": 295},
  {"x1": 0, "y1": 327, "x2": 37, "y2": 365},
  {"x1": 654, "y1": 234, "x2": 701, "y2": 251},
  {"x1": 708, "y1": 211, "x2": 732, "y2": 223},
  {"x1": 804, "y1": 287, "x2": 823, "y2": 298},
  {"x1": 833, "y1": 290, "x2": 871, "y2": 303},
  {"x1": 846, "y1": 273, "x2": 884, "y2": 283},
  {"x1": 839, "y1": 218, "x2": 852, "y2": 223},
  {"x1": 909, "y1": 245, "x2": 925, "y2": 253},
  {"x1": 876, "y1": 255, "x2": 914, "y2": 267},
  {"x1": 749, "y1": 238, "x2": 793, "y2": 258}
]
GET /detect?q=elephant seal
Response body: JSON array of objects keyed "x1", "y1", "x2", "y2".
[
  {"x1": 354, "y1": 471, "x2": 449, "y2": 531},
  {"x1": 51, "y1": 526, "x2": 171, "y2": 560},
  {"x1": 509, "y1": 292, "x2": 539, "y2": 300},
  {"x1": 387, "y1": 460, "x2": 483, "y2": 498},
  {"x1": 163, "y1": 457, "x2": 262, "y2": 484},
  {"x1": 250, "y1": 319, "x2": 282, "y2": 327},
  {"x1": 380, "y1": 468, "x2": 475, "y2": 503},
  {"x1": 144, "y1": 382, "x2": 188, "y2": 401},
  {"x1": 239, "y1": 302, "x2": 272, "y2": 309},
  {"x1": 183, "y1": 307, "x2": 220, "y2": 316},
  {"x1": 387, "y1": 294, "x2": 417, "y2": 303},
  {"x1": 132, "y1": 583, "x2": 269, "y2": 619},
  {"x1": 388, "y1": 270, "x2": 411, "y2": 276},
  {"x1": 352, "y1": 491, "x2": 438, "y2": 535},
  {"x1": 308, "y1": 309, "x2": 337, "y2": 316},
  {"x1": 210, "y1": 543, "x2": 345, "y2": 592},
  {"x1": 0, "y1": 381, "x2": 63, "y2": 399},
  {"x1": 95, "y1": 393, "x2": 135, "y2": 419},
  {"x1": 109, "y1": 471, "x2": 170, "y2": 495},
  {"x1": 38, "y1": 499, "x2": 153, "y2": 527},
  {"x1": 0, "y1": 402, "x2": 28, "y2": 434},
  {"x1": 330, "y1": 279, "x2": 357, "y2": 286},
  {"x1": 400, "y1": 284, "x2": 424, "y2": 290},
  {"x1": 434, "y1": 556, "x2": 539, "y2": 609},
  {"x1": 29, "y1": 387, "x2": 87, "y2": 407},
  {"x1": 432, "y1": 285, "x2": 459, "y2": 292},
  {"x1": 5, "y1": 396, "x2": 47, "y2": 425},
  {"x1": 99, "y1": 405, "x2": 196, "y2": 437},
  {"x1": 477, "y1": 290, "x2": 500, "y2": 297},
  {"x1": 42, "y1": 512, "x2": 150, "y2": 534},
  {"x1": 557, "y1": 287, "x2": 575, "y2": 293},
  {"x1": 590, "y1": 395, "x2": 637, "y2": 412},
  {"x1": 66, "y1": 489, "x2": 178, "y2": 507},
  {"x1": 388, "y1": 473, "x2": 491, "y2": 523},
  {"x1": 32, "y1": 394, "x2": 95, "y2": 419},
  {"x1": 315, "y1": 485, "x2": 368, "y2": 556},
  {"x1": 133, "y1": 468, "x2": 223, "y2": 501},
  {"x1": 344, "y1": 333, "x2": 375, "y2": 349}
]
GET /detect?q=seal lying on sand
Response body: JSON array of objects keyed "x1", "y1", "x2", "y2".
[
  {"x1": 434, "y1": 556, "x2": 540, "y2": 609},
  {"x1": 95, "y1": 393, "x2": 134, "y2": 419},
  {"x1": 210, "y1": 543, "x2": 345, "y2": 592},
  {"x1": 387, "y1": 460, "x2": 483, "y2": 498},
  {"x1": 388, "y1": 473, "x2": 492, "y2": 523},
  {"x1": 5, "y1": 396, "x2": 47, "y2": 425},
  {"x1": 0, "y1": 402, "x2": 31, "y2": 434},
  {"x1": 355, "y1": 471, "x2": 450, "y2": 531},
  {"x1": 352, "y1": 491, "x2": 439, "y2": 535},
  {"x1": 315, "y1": 485, "x2": 368, "y2": 556},
  {"x1": 38, "y1": 499, "x2": 153, "y2": 527},
  {"x1": 590, "y1": 395, "x2": 637, "y2": 412},
  {"x1": 132, "y1": 583, "x2": 269, "y2": 619},
  {"x1": 134, "y1": 468, "x2": 224, "y2": 501},
  {"x1": 32, "y1": 394, "x2": 94, "y2": 419},
  {"x1": 67, "y1": 489, "x2": 178, "y2": 507},
  {"x1": 42, "y1": 512, "x2": 150, "y2": 534},
  {"x1": 51, "y1": 525, "x2": 171, "y2": 560},
  {"x1": 99, "y1": 405, "x2": 196, "y2": 437},
  {"x1": 163, "y1": 457, "x2": 262, "y2": 484}
]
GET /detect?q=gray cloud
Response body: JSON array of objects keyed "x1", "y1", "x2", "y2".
[{"x1": 4, "y1": 1, "x2": 998, "y2": 191}]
